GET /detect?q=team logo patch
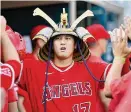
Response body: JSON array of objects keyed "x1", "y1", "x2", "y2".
[
  {"x1": 1, "y1": 66, "x2": 12, "y2": 77},
  {"x1": 42, "y1": 81, "x2": 92, "y2": 104}
]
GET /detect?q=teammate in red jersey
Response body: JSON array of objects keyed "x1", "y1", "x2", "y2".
[
  {"x1": 0, "y1": 16, "x2": 21, "y2": 112},
  {"x1": 5, "y1": 24, "x2": 28, "y2": 112},
  {"x1": 109, "y1": 71, "x2": 131, "y2": 112},
  {"x1": 86, "y1": 24, "x2": 111, "y2": 112},
  {"x1": 108, "y1": 16, "x2": 131, "y2": 112},
  {"x1": 17, "y1": 25, "x2": 53, "y2": 112},
  {"x1": 86, "y1": 24, "x2": 110, "y2": 58},
  {"x1": 22, "y1": 24, "x2": 52, "y2": 60},
  {"x1": 86, "y1": 24, "x2": 130, "y2": 112},
  {"x1": 17, "y1": 8, "x2": 131, "y2": 112},
  {"x1": 1, "y1": 62, "x2": 19, "y2": 112}
]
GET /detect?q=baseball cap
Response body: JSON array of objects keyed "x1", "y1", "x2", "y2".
[
  {"x1": 86, "y1": 24, "x2": 110, "y2": 43},
  {"x1": 30, "y1": 25, "x2": 47, "y2": 40}
]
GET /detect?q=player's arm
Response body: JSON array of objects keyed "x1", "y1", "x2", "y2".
[
  {"x1": 8, "y1": 87, "x2": 19, "y2": 112},
  {"x1": 111, "y1": 71, "x2": 131, "y2": 112},
  {"x1": 104, "y1": 27, "x2": 131, "y2": 97},
  {"x1": 8, "y1": 102, "x2": 19, "y2": 112},
  {"x1": 0, "y1": 88, "x2": 6, "y2": 111},
  {"x1": 18, "y1": 95, "x2": 26, "y2": 112},
  {"x1": 17, "y1": 86, "x2": 27, "y2": 112},
  {"x1": 1, "y1": 16, "x2": 20, "y2": 63},
  {"x1": 17, "y1": 86, "x2": 32, "y2": 112}
]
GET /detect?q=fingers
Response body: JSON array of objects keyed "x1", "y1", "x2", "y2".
[
  {"x1": 0, "y1": 16, "x2": 7, "y2": 33},
  {"x1": 124, "y1": 16, "x2": 131, "y2": 40},
  {"x1": 110, "y1": 27, "x2": 125, "y2": 42},
  {"x1": 0, "y1": 16, "x2": 7, "y2": 26},
  {"x1": 124, "y1": 16, "x2": 131, "y2": 27},
  {"x1": 117, "y1": 27, "x2": 122, "y2": 42},
  {"x1": 121, "y1": 24, "x2": 125, "y2": 30},
  {"x1": 123, "y1": 30, "x2": 128, "y2": 43},
  {"x1": 0, "y1": 16, "x2": 6, "y2": 23},
  {"x1": 110, "y1": 28, "x2": 117, "y2": 42},
  {"x1": 129, "y1": 47, "x2": 131, "y2": 53}
]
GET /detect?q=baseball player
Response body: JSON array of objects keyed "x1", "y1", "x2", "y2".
[
  {"x1": 86, "y1": 24, "x2": 131, "y2": 112},
  {"x1": 108, "y1": 16, "x2": 131, "y2": 112},
  {"x1": 17, "y1": 25, "x2": 52, "y2": 112},
  {"x1": 109, "y1": 71, "x2": 131, "y2": 112},
  {"x1": 86, "y1": 24, "x2": 110, "y2": 58},
  {"x1": 22, "y1": 24, "x2": 52, "y2": 60},
  {"x1": 0, "y1": 16, "x2": 21, "y2": 112},
  {"x1": 5, "y1": 25, "x2": 30, "y2": 112},
  {"x1": 17, "y1": 8, "x2": 131, "y2": 112},
  {"x1": 86, "y1": 24, "x2": 111, "y2": 112}
]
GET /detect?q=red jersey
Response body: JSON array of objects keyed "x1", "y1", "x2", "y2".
[
  {"x1": 109, "y1": 71, "x2": 131, "y2": 112},
  {"x1": 122, "y1": 55, "x2": 131, "y2": 75},
  {"x1": 17, "y1": 53, "x2": 36, "y2": 112},
  {"x1": 8, "y1": 86, "x2": 18, "y2": 103},
  {"x1": 18, "y1": 58, "x2": 110, "y2": 112},
  {"x1": 21, "y1": 53, "x2": 38, "y2": 60},
  {"x1": 89, "y1": 55, "x2": 130, "y2": 112},
  {"x1": 17, "y1": 86, "x2": 32, "y2": 112},
  {"x1": 1, "y1": 62, "x2": 15, "y2": 90},
  {"x1": 2, "y1": 86, "x2": 18, "y2": 112},
  {"x1": 88, "y1": 55, "x2": 111, "y2": 112},
  {"x1": 1, "y1": 60, "x2": 20, "y2": 89},
  {"x1": 0, "y1": 60, "x2": 20, "y2": 112}
]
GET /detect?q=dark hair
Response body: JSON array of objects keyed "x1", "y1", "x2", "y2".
[
  {"x1": 31, "y1": 39, "x2": 37, "y2": 50},
  {"x1": 88, "y1": 42, "x2": 97, "y2": 48},
  {"x1": 72, "y1": 35, "x2": 78, "y2": 44},
  {"x1": 51, "y1": 34, "x2": 78, "y2": 44}
]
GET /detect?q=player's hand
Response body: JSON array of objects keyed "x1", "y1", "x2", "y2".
[
  {"x1": 124, "y1": 16, "x2": 131, "y2": 40},
  {"x1": 110, "y1": 27, "x2": 131, "y2": 58},
  {"x1": 0, "y1": 88, "x2": 6, "y2": 111},
  {"x1": 0, "y1": 16, "x2": 7, "y2": 37},
  {"x1": 75, "y1": 27, "x2": 93, "y2": 42}
]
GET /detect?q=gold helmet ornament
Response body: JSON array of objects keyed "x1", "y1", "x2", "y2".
[
  {"x1": 33, "y1": 7, "x2": 94, "y2": 61},
  {"x1": 60, "y1": 8, "x2": 68, "y2": 28}
]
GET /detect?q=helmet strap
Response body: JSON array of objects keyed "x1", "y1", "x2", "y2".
[
  {"x1": 77, "y1": 40, "x2": 105, "y2": 82},
  {"x1": 43, "y1": 40, "x2": 52, "y2": 112}
]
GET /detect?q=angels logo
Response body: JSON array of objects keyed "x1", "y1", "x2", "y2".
[
  {"x1": 0, "y1": 63, "x2": 14, "y2": 89},
  {"x1": 42, "y1": 81, "x2": 92, "y2": 103},
  {"x1": 1, "y1": 66, "x2": 12, "y2": 77}
]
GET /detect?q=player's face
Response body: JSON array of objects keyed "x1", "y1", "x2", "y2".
[
  {"x1": 53, "y1": 35, "x2": 75, "y2": 60},
  {"x1": 37, "y1": 38, "x2": 45, "y2": 48},
  {"x1": 98, "y1": 39, "x2": 108, "y2": 53}
]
